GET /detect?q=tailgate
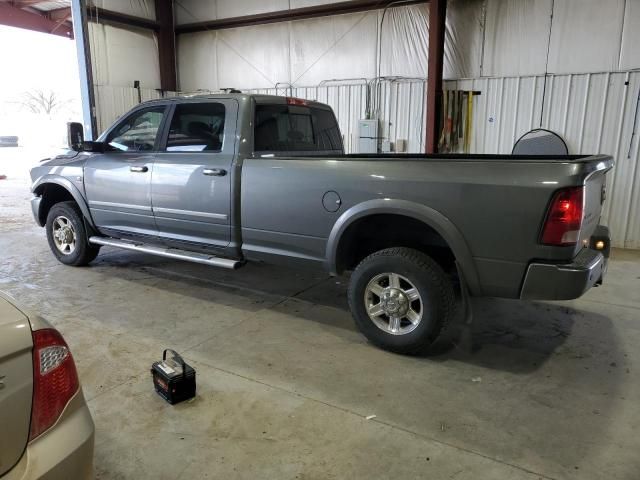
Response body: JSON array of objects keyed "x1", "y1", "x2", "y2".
[
  {"x1": 576, "y1": 158, "x2": 613, "y2": 255},
  {"x1": 0, "y1": 296, "x2": 33, "y2": 477}
]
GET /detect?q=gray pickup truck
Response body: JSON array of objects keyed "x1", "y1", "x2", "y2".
[{"x1": 29, "y1": 93, "x2": 613, "y2": 354}]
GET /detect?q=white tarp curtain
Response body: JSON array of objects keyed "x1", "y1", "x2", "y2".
[
  {"x1": 88, "y1": 22, "x2": 161, "y2": 89},
  {"x1": 177, "y1": 1, "x2": 485, "y2": 92},
  {"x1": 482, "y1": 0, "x2": 552, "y2": 76},
  {"x1": 547, "y1": 0, "x2": 626, "y2": 74},
  {"x1": 619, "y1": 0, "x2": 640, "y2": 70},
  {"x1": 88, "y1": 0, "x2": 640, "y2": 92},
  {"x1": 484, "y1": 0, "x2": 640, "y2": 76},
  {"x1": 176, "y1": 0, "x2": 640, "y2": 92},
  {"x1": 87, "y1": 0, "x2": 160, "y2": 89}
]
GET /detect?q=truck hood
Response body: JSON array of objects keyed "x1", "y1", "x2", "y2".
[
  {"x1": 29, "y1": 150, "x2": 89, "y2": 184},
  {"x1": 37, "y1": 149, "x2": 81, "y2": 166}
]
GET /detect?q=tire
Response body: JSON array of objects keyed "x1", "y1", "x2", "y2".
[
  {"x1": 46, "y1": 201, "x2": 100, "y2": 266},
  {"x1": 348, "y1": 247, "x2": 456, "y2": 355}
]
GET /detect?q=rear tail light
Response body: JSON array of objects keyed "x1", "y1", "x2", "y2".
[
  {"x1": 29, "y1": 328, "x2": 79, "y2": 441},
  {"x1": 540, "y1": 186, "x2": 584, "y2": 246}
]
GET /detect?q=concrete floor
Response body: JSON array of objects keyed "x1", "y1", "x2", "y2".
[{"x1": 1, "y1": 149, "x2": 639, "y2": 479}]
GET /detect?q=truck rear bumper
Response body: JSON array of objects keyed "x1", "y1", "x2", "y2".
[{"x1": 520, "y1": 247, "x2": 606, "y2": 301}]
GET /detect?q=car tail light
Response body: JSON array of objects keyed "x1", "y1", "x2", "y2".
[
  {"x1": 29, "y1": 328, "x2": 79, "y2": 441},
  {"x1": 540, "y1": 186, "x2": 584, "y2": 246},
  {"x1": 286, "y1": 97, "x2": 308, "y2": 106}
]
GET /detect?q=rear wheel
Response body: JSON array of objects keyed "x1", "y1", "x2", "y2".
[
  {"x1": 348, "y1": 247, "x2": 455, "y2": 355},
  {"x1": 46, "y1": 201, "x2": 100, "y2": 266}
]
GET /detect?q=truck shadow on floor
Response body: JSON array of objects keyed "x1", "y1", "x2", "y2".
[
  {"x1": 293, "y1": 273, "x2": 621, "y2": 375},
  {"x1": 91, "y1": 250, "x2": 622, "y2": 378}
]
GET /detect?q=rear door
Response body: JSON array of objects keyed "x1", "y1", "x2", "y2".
[
  {"x1": 151, "y1": 99, "x2": 238, "y2": 249},
  {"x1": 0, "y1": 295, "x2": 33, "y2": 476},
  {"x1": 84, "y1": 105, "x2": 168, "y2": 238}
]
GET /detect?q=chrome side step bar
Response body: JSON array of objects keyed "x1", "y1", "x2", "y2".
[{"x1": 89, "y1": 236, "x2": 241, "y2": 269}]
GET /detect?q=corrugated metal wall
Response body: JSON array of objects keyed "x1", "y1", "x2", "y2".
[{"x1": 95, "y1": 72, "x2": 639, "y2": 249}]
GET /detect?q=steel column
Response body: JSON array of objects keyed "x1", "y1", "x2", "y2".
[
  {"x1": 425, "y1": 0, "x2": 446, "y2": 153},
  {"x1": 71, "y1": 0, "x2": 97, "y2": 139},
  {"x1": 155, "y1": 0, "x2": 177, "y2": 92}
]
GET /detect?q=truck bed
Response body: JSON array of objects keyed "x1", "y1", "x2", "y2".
[
  {"x1": 265, "y1": 153, "x2": 596, "y2": 162},
  {"x1": 241, "y1": 153, "x2": 613, "y2": 298}
]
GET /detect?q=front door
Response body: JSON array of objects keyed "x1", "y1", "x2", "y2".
[
  {"x1": 151, "y1": 99, "x2": 238, "y2": 249},
  {"x1": 84, "y1": 105, "x2": 167, "y2": 238}
]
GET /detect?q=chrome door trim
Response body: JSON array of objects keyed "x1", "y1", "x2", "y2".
[
  {"x1": 153, "y1": 206, "x2": 228, "y2": 220},
  {"x1": 88, "y1": 200, "x2": 152, "y2": 212}
]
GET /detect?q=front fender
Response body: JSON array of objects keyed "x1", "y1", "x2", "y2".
[
  {"x1": 32, "y1": 175, "x2": 95, "y2": 228},
  {"x1": 325, "y1": 199, "x2": 481, "y2": 296}
]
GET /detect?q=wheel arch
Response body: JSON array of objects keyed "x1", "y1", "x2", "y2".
[
  {"x1": 32, "y1": 176, "x2": 95, "y2": 228},
  {"x1": 326, "y1": 199, "x2": 481, "y2": 296}
]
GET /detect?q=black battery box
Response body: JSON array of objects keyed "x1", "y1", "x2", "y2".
[{"x1": 151, "y1": 349, "x2": 196, "y2": 405}]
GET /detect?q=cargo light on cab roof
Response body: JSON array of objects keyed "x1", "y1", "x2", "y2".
[{"x1": 286, "y1": 97, "x2": 308, "y2": 106}]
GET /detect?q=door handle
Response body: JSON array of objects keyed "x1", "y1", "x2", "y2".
[
  {"x1": 203, "y1": 168, "x2": 227, "y2": 176},
  {"x1": 130, "y1": 166, "x2": 148, "y2": 173}
]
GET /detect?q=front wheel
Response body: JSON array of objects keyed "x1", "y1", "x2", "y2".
[
  {"x1": 348, "y1": 247, "x2": 456, "y2": 355},
  {"x1": 46, "y1": 201, "x2": 100, "y2": 266}
]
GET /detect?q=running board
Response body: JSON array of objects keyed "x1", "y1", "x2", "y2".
[{"x1": 89, "y1": 236, "x2": 241, "y2": 269}]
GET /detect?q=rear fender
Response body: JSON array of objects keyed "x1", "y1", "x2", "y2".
[{"x1": 325, "y1": 199, "x2": 482, "y2": 296}]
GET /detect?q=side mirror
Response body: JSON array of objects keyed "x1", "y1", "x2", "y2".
[
  {"x1": 81, "y1": 141, "x2": 106, "y2": 153},
  {"x1": 67, "y1": 122, "x2": 84, "y2": 151}
]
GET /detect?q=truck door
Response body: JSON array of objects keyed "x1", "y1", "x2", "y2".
[
  {"x1": 151, "y1": 99, "x2": 238, "y2": 249},
  {"x1": 84, "y1": 105, "x2": 168, "y2": 238}
]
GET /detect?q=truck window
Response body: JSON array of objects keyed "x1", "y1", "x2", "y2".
[
  {"x1": 254, "y1": 104, "x2": 342, "y2": 153},
  {"x1": 106, "y1": 106, "x2": 165, "y2": 152},
  {"x1": 165, "y1": 103, "x2": 226, "y2": 152}
]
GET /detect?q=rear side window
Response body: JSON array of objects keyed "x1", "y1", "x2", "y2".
[
  {"x1": 254, "y1": 104, "x2": 342, "y2": 153},
  {"x1": 166, "y1": 103, "x2": 226, "y2": 152}
]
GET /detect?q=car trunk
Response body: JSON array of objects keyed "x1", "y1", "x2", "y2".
[{"x1": 0, "y1": 295, "x2": 33, "y2": 476}]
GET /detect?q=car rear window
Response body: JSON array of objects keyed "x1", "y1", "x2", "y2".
[{"x1": 254, "y1": 104, "x2": 343, "y2": 153}]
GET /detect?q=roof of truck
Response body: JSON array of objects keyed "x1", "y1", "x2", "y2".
[{"x1": 142, "y1": 93, "x2": 330, "y2": 108}]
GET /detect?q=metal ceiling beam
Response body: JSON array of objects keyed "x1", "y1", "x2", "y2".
[
  {"x1": 175, "y1": 0, "x2": 427, "y2": 34},
  {"x1": 86, "y1": 6, "x2": 160, "y2": 31},
  {"x1": 425, "y1": 0, "x2": 445, "y2": 153},
  {"x1": 7, "y1": 0, "x2": 51, "y2": 6},
  {"x1": 0, "y1": 1, "x2": 73, "y2": 37},
  {"x1": 47, "y1": 7, "x2": 72, "y2": 22}
]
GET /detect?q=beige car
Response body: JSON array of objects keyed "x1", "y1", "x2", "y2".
[{"x1": 0, "y1": 292, "x2": 94, "y2": 479}]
